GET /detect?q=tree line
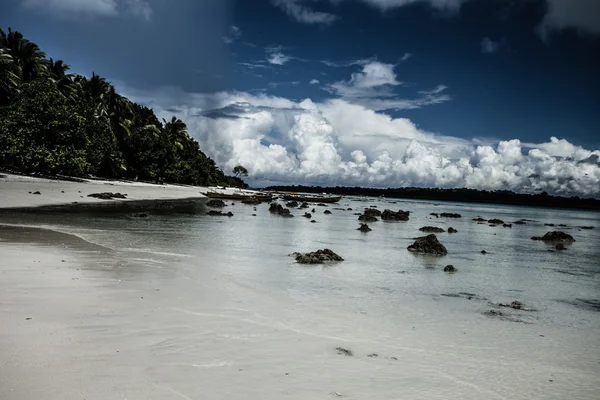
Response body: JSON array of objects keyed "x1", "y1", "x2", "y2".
[
  {"x1": 266, "y1": 185, "x2": 600, "y2": 210},
  {"x1": 0, "y1": 28, "x2": 245, "y2": 188}
]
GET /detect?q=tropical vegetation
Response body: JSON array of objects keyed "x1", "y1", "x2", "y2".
[{"x1": 0, "y1": 28, "x2": 245, "y2": 187}]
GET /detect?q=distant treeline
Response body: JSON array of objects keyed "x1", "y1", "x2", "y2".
[
  {"x1": 266, "y1": 185, "x2": 600, "y2": 210},
  {"x1": 0, "y1": 28, "x2": 245, "y2": 188}
]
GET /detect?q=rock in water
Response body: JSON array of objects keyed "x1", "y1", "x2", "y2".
[
  {"x1": 419, "y1": 226, "x2": 445, "y2": 233},
  {"x1": 285, "y1": 201, "x2": 299, "y2": 208},
  {"x1": 503, "y1": 224, "x2": 512, "y2": 228},
  {"x1": 206, "y1": 199, "x2": 226, "y2": 208},
  {"x1": 488, "y1": 218, "x2": 504, "y2": 224},
  {"x1": 448, "y1": 227, "x2": 458, "y2": 234},
  {"x1": 540, "y1": 231, "x2": 575, "y2": 242},
  {"x1": 473, "y1": 217, "x2": 487, "y2": 222},
  {"x1": 335, "y1": 347, "x2": 353, "y2": 356},
  {"x1": 241, "y1": 197, "x2": 263, "y2": 205},
  {"x1": 481, "y1": 250, "x2": 487, "y2": 254},
  {"x1": 556, "y1": 243, "x2": 566, "y2": 250},
  {"x1": 357, "y1": 224, "x2": 372, "y2": 232},
  {"x1": 363, "y1": 208, "x2": 382, "y2": 217},
  {"x1": 407, "y1": 234, "x2": 448, "y2": 255},
  {"x1": 440, "y1": 213, "x2": 461, "y2": 218},
  {"x1": 207, "y1": 210, "x2": 233, "y2": 217},
  {"x1": 358, "y1": 214, "x2": 378, "y2": 222},
  {"x1": 88, "y1": 192, "x2": 127, "y2": 200},
  {"x1": 132, "y1": 212, "x2": 149, "y2": 218},
  {"x1": 381, "y1": 209, "x2": 410, "y2": 221},
  {"x1": 269, "y1": 203, "x2": 293, "y2": 217},
  {"x1": 443, "y1": 265, "x2": 456, "y2": 272},
  {"x1": 324, "y1": 210, "x2": 332, "y2": 215},
  {"x1": 303, "y1": 213, "x2": 312, "y2": 218},
  {"x1": 499, "y1": 301, "x2": 523, "y2": 310},
  {"x1": 300, "y1": 202, "x2": 309, "y2": 209},
  {"x1": 430, "y1": 213, "x2": 439, "y2": 218},
  {"x1": 291, "y1": 249, "x2": 344, "y2": 264}
]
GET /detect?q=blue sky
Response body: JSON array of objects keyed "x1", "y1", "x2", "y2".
[{"x1": 2, "y1": 0, "x2": 600, "y2": 194}]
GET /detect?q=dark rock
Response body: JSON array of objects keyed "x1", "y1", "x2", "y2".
[
  {"x1": 311, "y1": 208, "x2": 316, "y2": 213},
  {"x1": 381, "y1": 209, "x2": 410, "y2": 221},
  {"x1": 514, "y1": 220, "x2": 526, "y2": 225},
  {"x1": 252, "y1": 214, "x2": 257, "y2": 216},
  {"x1": 132, "y1": 212, "x2": 149, "y2": 218},
  {"x1": 208, "y1": 210, "x2": 233, "y2": 217},
  {"x1": 363, "y1": 208, "x2": 382, "y2": 217},
  {"x1": 540, "y1": 231, "x2": 575, "y2": 242},
  {"x1": 581, "y1": 226, "x2": 594, "y2": 230},
  {"x1": 531, "y1": 236, "x2": 542, "y2": 240},
  {"x1": 430, "y1": 213, "x2": 439, "y2": 218},
  {"x1": 336, "y1": 347, "x2": 353, "y2": 356},
  {"x1": 303, "y1": 213, "x2": 312, "y2": 218},
  {"x1": 472, "y1": 217, "x2": 487, "y2": 222},
  {"x1": 357, "y1": 224, "x2": 372, "y2": 232},
  {"x1": 316, "y1": 203, "x2": 328, "y2": 207},
  {"x1": 407, "y1": 234, "x2": 448, "y2": 255},
  {"x1": 481, "y1": 250, "x2": 487, "y2": 254},
  {"x1": 206, "y1": 199, "x2": 226, "y2": 208},
  {"x1": 443, "y1": 265, "x2": 456, "y2": 272},
  {"x1": 545, "y1": 223, "x2": 555, "y2": 227},
  {"x1": 241, "y1": 197, "x2": 263, "y2": 205},
  {"x1": 448, "y1": 227, "x2": 458, "y2": 234},
  {"x1": 558, "y1": 224, "x2": 567, "y2": 227},
  {"x1": 32, "y1": 191, "x2": 41, "y2": 195},
  {"x1": 310, "y1": 220, "x2": 316, "y2": 223},
  {"x1": 347, "y1": 208, "x2": 352, "y2": 211},
  {"x1": 87, "y1": 192, "x2": 127, "y2": 200},
  {"x1": 324, "y1": 210, "x2": 332, "y2": 215},
  {"x1": 556, "y1": 243, "x2": 567, "y2": 250},
  {"x1": 291, "y1": 249, "x2": 344, "y2": 264},
  {"x1": 440, "y1": 213, "x2": 461, "y2": 218},
  {"x1": 503, "y1": 224, "x2": 512, "y2": 228},
  {"x1": 358, "y1": 214, "x2": 378, "y2": 222},
  {"x1": 367, "y1": 353, "x2": 379, "y2": 358},
  {"x1": 499, "y1": 301, "x2": 523, "y2": 310},
  {"x1": 300, "y1": 202, "x2": 310, "y2": 209},
  {"x1": 419, "y1": 226, "x2": 445, "y2": 233},
  {"x1": 269, "y1": 203, "x2": 293, "y2": 217},
  {"x1": 285, "y1": 201, "x2": 299, "y2": 208},
  {"x1": 488, "y1": 218, "x2": 504, "y2": 224}
]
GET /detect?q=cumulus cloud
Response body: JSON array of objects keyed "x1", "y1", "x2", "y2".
[
  {"x1": 272, "y1": 0, "x2": 338, "y2": 24},
  {"x1": 23, "y1": 0, "x2": 152, "y2": 20},
  {"x1": 119, "y1": 85, "x2": 600, "y2": 196},
  {"x1": 310, "y1": 79, "x2": 320, "y2": 84},
  {"x1": 325, "y1": 62, "x2": 451, "y2": 111},
  {"x1": 539, "y1": 0, "x2": 600, "y2": 38}
]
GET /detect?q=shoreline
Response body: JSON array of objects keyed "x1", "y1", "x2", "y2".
[{"x1": 0, "y1": 173, "x2": 211, "y2": 212}]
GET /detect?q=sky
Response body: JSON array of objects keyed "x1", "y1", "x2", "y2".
[{"x1": 2, "y1": 0, "x2": 600, "y2": 195}]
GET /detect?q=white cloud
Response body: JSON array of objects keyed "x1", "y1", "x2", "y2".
[
  {"x1": 328, "y1": 61, "x2": 401, "y2": 98},
  {"x1": 23, "y1": 0, "x2": 152, "y2": 20},
  {"x1": 272, "y1": 0, "x2": 338, "y2": 24},
  {"x1": 355, "y1": 0, "x2": 467, "y2": 11},
  {"x1": 539, "y1": 0, "x2": 600, "y2": 38},
  {"x1": 266, "y1": 46, "x2": 292, "y2": 65},
  {"x1": 480, "y1": 37, "x2": 499, "y2": 54},
  {"x1": 400, "y1": 52, "x2": 412, "y2": 61},
  {"x1": 118, "y1": 84, "x2": 600, "y2": 196},
  {"x1": 310, "y1": 79, "x2": 320, "y2": 84},
  {"x1": 223, "y1": 26, "x2": 242, "y2": 44}
]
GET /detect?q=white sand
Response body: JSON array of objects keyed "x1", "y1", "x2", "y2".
[{"x1": 0, "y1": 173, "x2": 209, "y2": 209}]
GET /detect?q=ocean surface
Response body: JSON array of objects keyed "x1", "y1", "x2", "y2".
[{"x1": 1, "y1": 197, "x2": 599, "y2": 399}]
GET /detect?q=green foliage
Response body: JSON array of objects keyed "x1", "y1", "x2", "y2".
[
  {"x1": 233, "y1": 165, "x2": 248, "y2": 177},
  {"x1": 0, "y1": 27, "x2": 243, "y2": 187}
]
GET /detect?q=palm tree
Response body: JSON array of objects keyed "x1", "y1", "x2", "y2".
[
  {"x1": 0, "y1": 49, "x2": 20, "y2": 105},
  {"x1": 0, "y1": 28, "x2": 47, "y2": 83},
  {"x1": 46, "y1": 58, "x2": 75, "y2": 100}
]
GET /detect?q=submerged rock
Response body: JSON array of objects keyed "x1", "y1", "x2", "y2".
[
  {"x1": 488, "y1": 218, "x2": 504, "y2": 225},
  {"x1": 335, "y1": 347, "x2": 353, "y2": 356},
  {"x1": 472, "y1": 217, "x2": 487, "y2": 222},
  {"x1": 430, "y1": 213, "x2": 439, "y2": 218},
  {"x1": 499, "y1": 300, "x2": 523, "y2": 310},
  {"x1": 503, "y1": 223, "x2": 512, "y2": 228},
  {"x1": 285, "y1": 201, "x2": 299, "y2": 208},
  {"x1": 448, "y1": 227, "x2": 458, "y2": 234},
  {"x1": 580, "y1": 226, "x2": 594, "y2": 230},
  {"x1": 443, "y1": 265, "x2": 456, "y2": 273},
  {"x1": 317, "y1": 203, "x2": 328, "y2": 207},
  {"x1": 381, "y1": 209, "x2": 410, "y2": 221},
  {"x1": 269, "y1": 203, "x2": 293, "y2": 217},
  {"x1": 324, "y1": 210, "x2": 332, "y2": 215},
  {"x1": 88, "y1": 192, "x2": 127, "y2": 200},
  {"x1": 303, "y1": 213, "x2": 312, "y2": 218},
  {"x1": 540, "y1": 231, "x2": 575, "y2": 242},
  {"x1": 556, "y1": 243, "x2": 567, "y2": 250},
  {"x1": 545, "y1": 223, "x2": 555, "y2": 227},
  {"x1": 514, "y1": 220, "x2": 526, "y2": 225},
  {"x1": 207, "y1": 210, "x2": 233, "y2": 217},
  {"x1": 407, "y1": 234, "x2": 448, "y2": 255},
  {"x1": 358, "y1": 214, "x2": 378, "y2": 222},
  {"x1": 440, "y1": 213, "x2": 461, "y2": 218},
  {"x1": 300, "y1": 202, "x2": 310, "y2": 209},
  {"x1": 206, "y1": 199, "x2": 226, "y2": 208},
  {"x1": 357, "y1": 224, "x2": 372, "y2": 232},
  {"x1": 291, "y1": 249, "x2": 344, "y2": 264},
  {"x1": 132, "y1": 212, "x2": 149, "y2": 218},
  {"x1": 241, "y1": 197, "x2": 263, "y2": 205},
  {"x1": 419, "y1": 226, "x2": 445, "y2": 233}
]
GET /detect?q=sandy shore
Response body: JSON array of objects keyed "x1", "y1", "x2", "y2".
[{"x1": 0, "y1": 173, "x2": 210, "y2": 210}]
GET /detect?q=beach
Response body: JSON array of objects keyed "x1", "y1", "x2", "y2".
[{"x1": 1, "y1": 176, "x2": 600, "y2": 399}]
